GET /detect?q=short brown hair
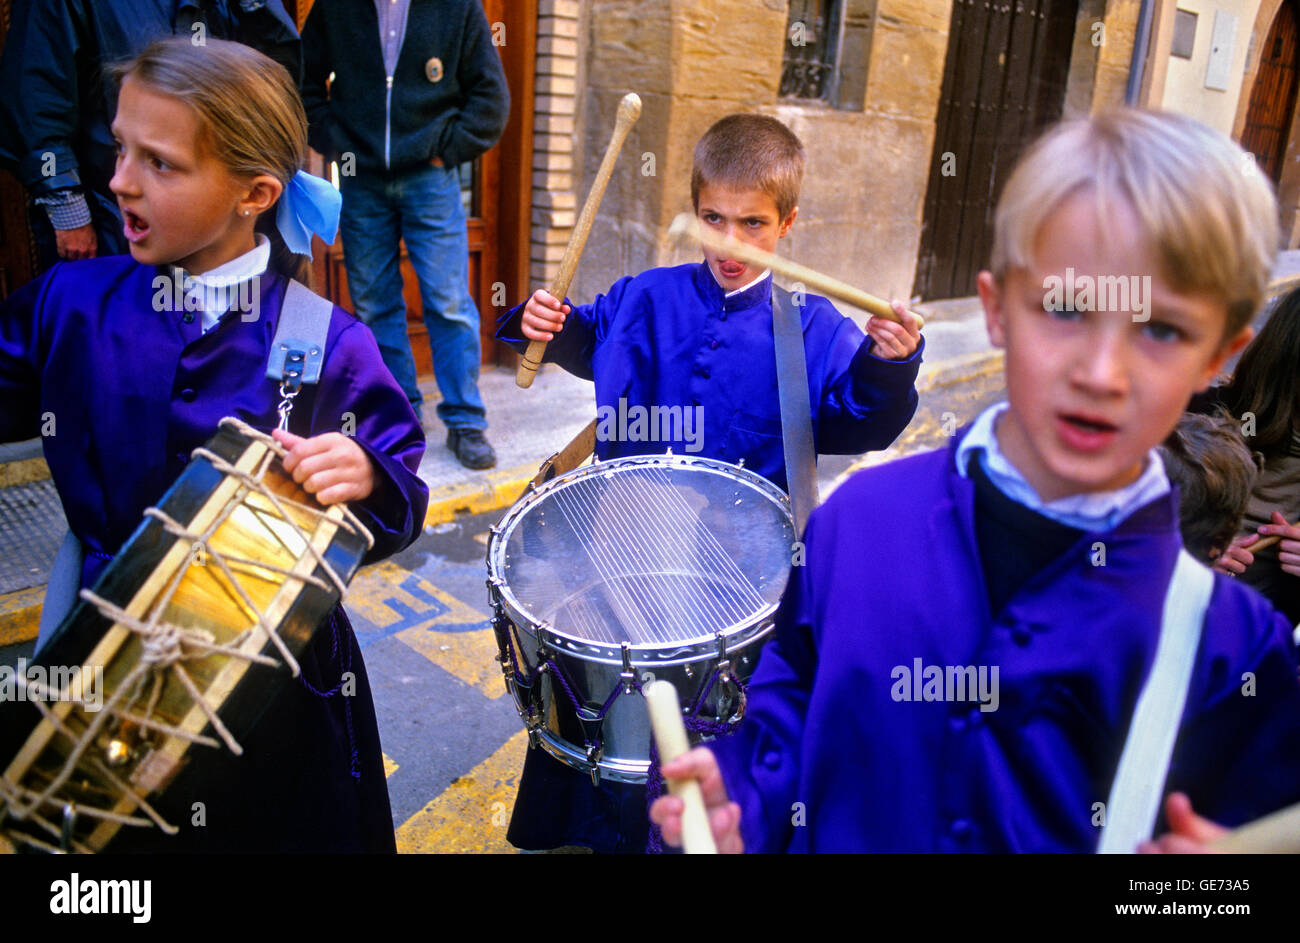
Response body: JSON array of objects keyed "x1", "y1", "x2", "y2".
[
  {"x1": 990, "y1": 109, "x2": 1279, "y2": 338},
  {"x1": 691, "y1": 114, "x2": 804, "y2": 219},
  {"x1": 1160, "y1": 410, "x2": 1261, "y2": 560}
]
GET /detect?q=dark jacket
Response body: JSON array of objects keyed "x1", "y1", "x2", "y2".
[
  {"x1": 0, "y1": 0, "x2": 301, "y2": 198},
  {"x1": 301, "y1": 0, "x2": 509, "y2": 172}
]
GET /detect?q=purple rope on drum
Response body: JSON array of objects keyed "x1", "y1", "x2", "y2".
[
  {"x1": 493, "y1": 607, "x2": 747, "y2": 853},
  {"x1": 645, "y1": 667, "x2": 743, "y2": 854}
]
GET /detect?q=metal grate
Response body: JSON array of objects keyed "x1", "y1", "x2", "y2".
[
  {"x1": 780, "y1": 0, "x2": 842, "y2": 103},
  {"x1": 0, "y1": 479, "x2": 66, "y2": 594}
]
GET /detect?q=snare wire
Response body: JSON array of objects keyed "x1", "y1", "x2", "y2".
[{"x1": 545, "y1": 467, "x2": 764, "y2": 645}]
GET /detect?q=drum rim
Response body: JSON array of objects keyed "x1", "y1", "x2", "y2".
[{"x1": 487, "y1": 453, "x2": 793, "y2": 664}]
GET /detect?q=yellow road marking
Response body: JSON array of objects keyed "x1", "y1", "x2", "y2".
[
  {"x1": 347, "y1": 561, "x2": 506, "y2": 699},
  {"x1": 0, "y1": 586, "x2": 42, "y2": 646},
  {"x1": 395, "y1": 729, "x2": 528, "y2": 854},
  {"x1": 383, "y1": 753, "x2": 399, "y2": 779}
]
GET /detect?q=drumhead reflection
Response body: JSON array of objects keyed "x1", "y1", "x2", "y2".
[{"x1": 498, "y1": 456, "x2": 794, "y2": 649}]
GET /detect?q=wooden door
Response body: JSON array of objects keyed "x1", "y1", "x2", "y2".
[
  {"x1": 1243, "y1": 0, "x2": 1300, "y2": 183},
  {"x1": 304, "y1": 0, "x2": 535, "y2": 370},
  {"x1": 913, "y1": 0, "x2": 1079, "y2": 300},
  {"x1": 0, "y1": 0, "x2": 37, "y2": 300}
]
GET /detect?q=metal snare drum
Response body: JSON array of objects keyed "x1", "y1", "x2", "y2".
[{"x1": 487, "y1": 454, "x2": 795, "y2": 784}]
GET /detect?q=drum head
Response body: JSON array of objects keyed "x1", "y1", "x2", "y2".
[{"x1": 494, "y1": 456, "x2": 794, "y2": 652}]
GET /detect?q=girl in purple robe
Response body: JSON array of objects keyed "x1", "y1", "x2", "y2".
[{"x1": 0, "y1": 38, "x2": 428, "y2": 852}]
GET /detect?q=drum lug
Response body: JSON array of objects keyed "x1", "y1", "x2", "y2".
[
  {"x1": 585, "y1": 744, "x2": 602, "y2": 787},
  {"x1": 619, "y1": 642, "x2": 635, "y2": 694}
]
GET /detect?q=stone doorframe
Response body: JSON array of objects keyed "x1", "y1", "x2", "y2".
[{"x1": 1233, "y1": 0, "x2": 1300, "y2": 246}]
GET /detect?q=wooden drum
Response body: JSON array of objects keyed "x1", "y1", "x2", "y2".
[{"x1": 0, "y1": 418, "x2": 372, "y2": 853}]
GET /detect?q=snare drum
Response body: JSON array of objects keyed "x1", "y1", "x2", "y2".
[
  {"x1": 0, "y1": 418, "x2": 372, "y2": 853},
  {"x1": 487, "y1": 454, "x2": 795, "y2": 784}
]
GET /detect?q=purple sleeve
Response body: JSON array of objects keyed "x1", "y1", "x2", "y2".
[
  {"x1": 708, "y1": 518, "x2": 822, "y2": 853},
  {"x1": 1167, "y1": 588, "x2": 1300, "y2": 828},
  {"x1": 813, "y1": 312, "x2": 922, "y2": 455},
  {"x1": 310, "y1": 320, "x2": 429, "y2": 564},
  {"x1": 0, "y1": 265, "x2": 52, "y2": 442},
  {"x1": 494, "y1": 288, "x2": 621, "y2": 384}
]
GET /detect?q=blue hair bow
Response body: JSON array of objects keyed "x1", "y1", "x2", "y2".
[{"x1": 276, "y1": 170, "x2": 342, "y2": 257}]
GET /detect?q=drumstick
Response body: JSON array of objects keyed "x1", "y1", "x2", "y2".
[
  {"x1": 668, "y1": 213, "x2": 925, "y2": 328},
  {"x1": 1208, "y1": 799, "x2": 1300, "y2": 852},
  {"x1": 1231, "y1": 516, "x2": 1294, "y2": 555},
  {"x1": 516, "y1": 92, "x2": 643, "y2": 388},
  {"x1": 644, "y1": 680, "x2": 717, "y2": 854}
]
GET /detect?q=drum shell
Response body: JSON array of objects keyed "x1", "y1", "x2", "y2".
[
  {"x1": 486, "y1": 453, "x2": 794, "y2": 785},
  {"x1": 497, "y1": 603, "x2": 774, "y2": 783}
]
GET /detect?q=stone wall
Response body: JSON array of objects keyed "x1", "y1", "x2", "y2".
[{"x1": 542, "y1": 0, "x2": 1146, "y2": 308}]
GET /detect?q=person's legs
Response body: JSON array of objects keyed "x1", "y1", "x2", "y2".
[
  {"x1": 339, "y1": 171, "x2": 422, "y2": 410},
  {"x1": 396, "y1": 164, "x2": 488, "y2": 434}
]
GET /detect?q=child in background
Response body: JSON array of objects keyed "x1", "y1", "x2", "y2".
[
  {"x1": 1208, "y1": 287, "x2": 1300, "y2": 625},
  {"x1": 653, "y1": 109, "x2": 1300, "y2": 853},
  {"x1": 496, "y1": 114, "x2": 924, "y2": 852},
  {"x1": 0, "y1": 38, "x2": 428, "y2": 852},
  {"x1": 1158, "y1": 411, "x2": 1259, "y2": 562}
]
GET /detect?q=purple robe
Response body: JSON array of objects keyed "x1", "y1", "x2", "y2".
[
  {"x1": 0, "y1": 257, "x2": 429, "y2": 851},
  {"x1": 497, "y1": 263, "x2": 922, "y2": 492},
  {"x1": 711, "y1": 430, "x2": 1300, "y2": 852}
]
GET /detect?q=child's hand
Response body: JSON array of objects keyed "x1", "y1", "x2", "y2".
[
  {"x1": 521, "y1": 289, "x2": 570, "y2": 342},
  {"x1": 1213, "y1": 533, "x2": 1258, "y2": 575},
  {"x1": 1137, "y1": 793, "x2": 1227, "y2": 853},
  {"x1": 1258, "y1": 510, "x2": 1300, "y2": 577},
  {"x1": 866, "y1": 300, "x2": 922, "y2": 361},
  {"x1": 272, "y1": 429, "x2": 376, "y2": 505},
  {"x1": 649, "y1": 746, "x2": 745, "y2": 853}
]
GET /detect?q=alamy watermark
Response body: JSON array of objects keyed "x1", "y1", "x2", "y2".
[
  {"x1": 152, "y1": 272, "x2": 260, "y2": 322},
  {"x1": 0, "y1": 658, "x2": 103, "y2": 712},
  {"x1": 1042, "y1": 267, "x2": 1152, "y2": 322},
  {"x1": 890, "y1": 658, "x2": 999, "y2": 712},
  {"x1": 595, "y1": 397, "x2": 704, "y2": 453}
]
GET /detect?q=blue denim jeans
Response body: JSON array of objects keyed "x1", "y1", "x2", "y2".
[{"x1": 339, "y1": 162, "x2": 486, "y2": 430}]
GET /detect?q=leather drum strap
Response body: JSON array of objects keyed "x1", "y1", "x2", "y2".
[{"x1": 772, "y1": 285, "x2": 819, "y2": 534}]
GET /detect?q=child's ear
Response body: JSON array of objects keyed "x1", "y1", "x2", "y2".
[
  {"x1": 977, "y1": 270, "x2": 1008, "y2": 349},
  {"x1": 778, "y1": 206, "x2": 798, "y2": 238},
  {"x1": 238, "y1": 174, "x2": 284, "y2": 219},
  {"x1": 1197, "y1": 324, "x2": 1254, "y2": 391}
]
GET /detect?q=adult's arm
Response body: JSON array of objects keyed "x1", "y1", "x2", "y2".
[{"x1": 434, "y1": 0, "x2": 510, "y2": 168}]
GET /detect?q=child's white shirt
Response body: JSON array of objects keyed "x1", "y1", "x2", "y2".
[{"x1": 955, "y1": 402, "x2": 1171, "y2": 532}]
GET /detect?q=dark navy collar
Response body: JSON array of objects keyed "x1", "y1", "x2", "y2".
[{"x1": 691, "y1": 261, "x2": 773, "y2": 312}]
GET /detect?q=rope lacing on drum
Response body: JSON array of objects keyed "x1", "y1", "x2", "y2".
[{"x1": 1, "y1": 417, "x2": 372, "y2": 849}]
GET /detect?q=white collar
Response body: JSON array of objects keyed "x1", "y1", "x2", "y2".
[
  {"x1": 174, "y1": 235, "x2": 270, "y2": 333},
  {"x1": 715, "y1": 268, "x2": 771, "y2": 297},
  {"x1": 955, "y1": 402, "x2": 1171, "y2": 531}
]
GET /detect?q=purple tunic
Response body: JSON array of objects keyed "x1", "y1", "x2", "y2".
[
  {"x1": 711, "y1": 431, "x2": 1300, "y2": 853},
  {"x1": 0, "y1": 256, "x2": 430, "y2": 851},
  {"x1": 497, "y1": 263, "x2": 922, "y2": 492}
]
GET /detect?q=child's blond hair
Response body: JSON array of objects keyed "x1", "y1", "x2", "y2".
[
  {"x1": 110, "y1": 37, "x2": 309, "y2": 282},
  {"x1": 990, "y1": 109, "x2": 1278, "y2": 337},
  {"x1": 691, "y1": 114, "x2": 804, "y2": 220}
]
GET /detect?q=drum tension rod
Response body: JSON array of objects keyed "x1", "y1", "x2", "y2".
[{"x1": 619, "y1": 642, "x2": 635, "y2": 695}]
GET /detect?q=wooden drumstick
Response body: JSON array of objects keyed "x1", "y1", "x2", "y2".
[
  {"x1": 1208, "y1": 799, "x2": 1300, "y2": 852},
  {"x1": 668, "y1": 213, "x2": 925, "y2": 328},
  {"x1": 644, "y1": 680, "x2": 717, "y2": 855},
  {"x1": 1228, "y1": 516, "x2": 1294, "y2": 556},
  {"x1": 516, "y1": 92, "x2": 643, "y2": 388}
]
